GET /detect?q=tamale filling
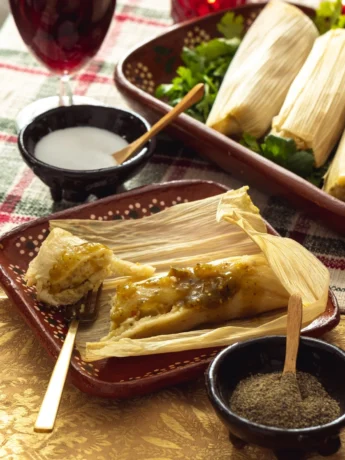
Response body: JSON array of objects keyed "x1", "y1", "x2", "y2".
[
  {"x1": 49, "y1": 242, "x2": 109, "y2": 293},
  {"x1": 110, "y1": 261, "x2": 260, "y2": 329}
]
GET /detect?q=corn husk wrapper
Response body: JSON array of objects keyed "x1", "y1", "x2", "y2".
[
  {"x1": 323, "y1": 129, "x2": 345, "y2": 201},
  {"x1": 206, "y1": 0, "x2": 318, "y2": 138},
  {"x1": 271, "y1": 29, "x2": 345, "y2": 167},
  {"x1": 50, "y1": 187, "x2": 329, "y2": 360}
]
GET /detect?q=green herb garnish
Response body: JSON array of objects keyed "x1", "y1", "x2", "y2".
[
  {"x1": 155, "y1": 12, "x2": 243, "y2": 122},
  {"x1": 314, "y1": 0, "x2": 345, "y2": 33},
  {"x1": 216, "y1": 11, "x2": 244, "y2": 39},
  {"x1": 240, "y1": 132, "x2": 261, "y2": 154},
  {"x1": 240, "y1": 133, "x2": 331, "y2": 187}
]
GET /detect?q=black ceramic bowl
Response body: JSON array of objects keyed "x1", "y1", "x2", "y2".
[
  {"x1": 18, "y1": 105, "x2": 155, "y2": 202},
  {"x1": 205, "y1": 336, "x2": 345, "y2": 460}
]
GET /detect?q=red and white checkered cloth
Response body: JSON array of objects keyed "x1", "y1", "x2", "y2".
[{"x1": 0, "y1": 0, "x2": 344, "y2": 309}]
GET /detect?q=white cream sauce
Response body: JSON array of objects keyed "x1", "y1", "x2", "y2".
[{"x1": 34, "y1": 126, "x2": 128, "y2": 170}]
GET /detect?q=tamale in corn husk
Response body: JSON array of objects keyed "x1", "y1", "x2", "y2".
[
  {"x1": 48, "y1": 187, "x2": 329, "y2": 360},
  {"x1": 104, "y1": 253, "x2": 289, "y2": 340},
  {"x1": 271, "y1": 29, "x2": 345, "y2": 167},
  {"x1": 323, "y1": 129, "x2": 345, "y2": 200},
  {"x1": 25, "y1": 227, "x2": 154, "y2": 306},
  {"x1": 206, "y1": 0, "x2": 318, "y2": 138}
]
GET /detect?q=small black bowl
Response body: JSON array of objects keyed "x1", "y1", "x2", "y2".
[
  {"x1": 18, "y1": 105, "x2": 155, "y2": 202},
  {"x1": 205, "y1": 336, "x2": 345, "y2": 460}
]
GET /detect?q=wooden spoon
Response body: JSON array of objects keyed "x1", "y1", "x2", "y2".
[
  {"x1": 283, "y1": 293, "x2": 303, "y2": 376},
  {"x1": 112, "y1": 83, "x2": 205, "y2": 165}
]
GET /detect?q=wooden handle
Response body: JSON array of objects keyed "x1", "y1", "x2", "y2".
[
  {"x1": 283, "y1": 293, "x2": 303, "y2": 375},
  {"x1": 34, "y1": 319, "x2": 79, "y2": 433},
  {"x1": 113, "y1": 83, "x2": 205, "y2": 164}
]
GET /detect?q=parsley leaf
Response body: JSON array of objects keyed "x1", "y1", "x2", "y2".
[
  {"x1": 217, "y1": 12, "x2": 244, "y2": 39},
  {"x1": 194, "y1": 37, "x2": 240, "y2": 60},
  {"x1": 240, "y1": 133, "x2": 326, "y2": 187},
  {"x1": 155, "y1": 30, "x2": 241, "y2": 122},
  {"x1": 314, "y1": 0, "x2": 345, "y2": 34},
  {"x1": 262, "y1": 135, "x2": 297, "y2": 165},
  {"x1": 240, "y1": 133, "x2": 261, "y2": 153},
  {"x1": 307, "y1": 161, "x2": 330, "y2": 186},
  {"x1": 261, "y1": 135, "x2": 316, "y2": 178},
  {"x1": 285, "y1": 150, "x2": 315, "y2": 177}
]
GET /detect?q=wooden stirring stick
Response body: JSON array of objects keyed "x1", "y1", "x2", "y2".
[
  {"x1": 113, "y1": 83, "x2": 205, "y2": 165},
  {"x1": 283, "y1": 293, "x2": 303, "y2": 375}
]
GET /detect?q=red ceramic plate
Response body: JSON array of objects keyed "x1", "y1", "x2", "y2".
[
  {"x1": 114, "y1": 2, "x2": 345, "y2": 235},
  {"x1": 0, "y1": 180, "x2": 339, "y2": 398}
]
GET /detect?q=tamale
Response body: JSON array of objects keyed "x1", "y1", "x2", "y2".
[
  {"x1": 69, "y1": 186, "x2": 329, "y2": 360},
  {"x1": 206, "y1": 0, "x2": 318, "y2": 138},
  {"x1": 105, "y1": 254, "x2": 289, "y2": 340},
  {"x1": 271, "y1": 29, "x2": 345, "y2": 167},
  {"x1": 25, "y1": 228, "x2": 155, "y2": 306},
  {"x1": 323, "y1": 129, "x2": 345, "y2": 200}
]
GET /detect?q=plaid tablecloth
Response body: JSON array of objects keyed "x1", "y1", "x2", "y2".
[{"x1": 1, "y1": 1, "x2": 345, "y2": 459}]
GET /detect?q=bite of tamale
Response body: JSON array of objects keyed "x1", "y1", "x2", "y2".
[
  {"x1": 25, "y1": 227, "x2": 154, "y2": 306},
  {"x1": 206, "y1": 0, "x2": 318, "y2": 138},
  {"x1": 270, "y1": 28, "x2": 345, "y2": 168}
]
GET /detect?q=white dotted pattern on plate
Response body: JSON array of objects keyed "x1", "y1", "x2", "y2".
[
  {"x1": 184, "y1": 27, "x2": 210, "y2": 47},
  {"x1": 125, "y1": 62, "x2": 155, "y2": 94}
]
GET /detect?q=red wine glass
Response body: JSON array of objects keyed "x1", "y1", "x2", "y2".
[{"x1": 9, "y1": 0, "x2": 116, "y2": 130}]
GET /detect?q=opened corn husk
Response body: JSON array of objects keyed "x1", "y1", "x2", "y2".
[
  {"x1": 271, "y1": 29, "x2": 345, "y2": 167},
  {"x1": 49, "y1": 187, "x2": 329, "y2": 361},
  {"x1": 323, "y1": 129, "x2": 345, "y2": 201},
  {"x1": 206, "y1": 0, "x2": 318, "y2": 138}
]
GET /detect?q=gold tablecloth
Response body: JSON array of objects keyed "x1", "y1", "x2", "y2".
[
  {"x1": 1, "y1": 293, "x2": 344, "y2": 460},
  {"x1": 0, "y1": 0, "x2": 343, "y2": 458}
]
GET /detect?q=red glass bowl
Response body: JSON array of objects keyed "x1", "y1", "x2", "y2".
[{"x1": 171, "y1": 0, "x2": 246, "y2": 22}]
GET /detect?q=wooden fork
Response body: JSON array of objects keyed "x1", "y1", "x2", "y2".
[{"x1": 34, "y1": 284, "x2": 103, "y2": 433}]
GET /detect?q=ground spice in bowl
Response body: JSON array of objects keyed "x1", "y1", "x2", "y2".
[{"x1": 230, "y1": 371, "x2": 340, "y2": 429}]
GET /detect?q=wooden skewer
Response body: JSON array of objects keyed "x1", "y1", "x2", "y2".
[
  {"x1": 112, "y1": 83, "x2": 205, "y2": 165},
  {"x1": 34, "y1": 319, "x2": 79, "y2": 433},
  {"x1": 283, "y1": 293, "x2": 303, "y2": 375}
]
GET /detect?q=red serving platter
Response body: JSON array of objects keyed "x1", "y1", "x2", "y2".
[
  {"x1": 114, "y1": 2, "x2": 345, "y2": 235},
  {"x1": 0, "y1": 180, "x2": 339, "y2": 398}
]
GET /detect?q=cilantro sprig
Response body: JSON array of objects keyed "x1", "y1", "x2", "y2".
[
  {"x1": 240, "y1": 134, "x2": 330, "y2": 187},
  {"x1": 314, "y1": 0, "x2": 345, "y2": 34},
  {"x1": 155, "y1": 12, "x2": 243, "y2": 122},
  {"x1": 217, "y1": 11, "x2": 244, "y2": 38}
]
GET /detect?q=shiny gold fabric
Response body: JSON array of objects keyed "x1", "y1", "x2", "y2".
[{"x1": 1, "y1": 294, "x2": 345, "y2": 460}]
